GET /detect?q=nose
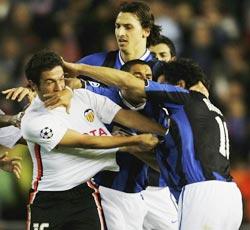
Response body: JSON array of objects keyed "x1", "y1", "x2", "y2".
[
  {"x1": 156, "y1": 54, "x2": 162, "y2": 61},
  {"x1": 54, "y1": 81, "x2": 63, "y2": 91},
  {"x1": 117, "y1": 26, "x2": 126, "y2": 37}
]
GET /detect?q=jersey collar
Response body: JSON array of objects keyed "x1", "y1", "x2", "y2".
[{"x1": 118, "y1": 49, "x2": 151, "y2": 66}]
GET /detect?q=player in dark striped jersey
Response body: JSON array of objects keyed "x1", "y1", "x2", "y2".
[
  {"x1": 84, "y1": 60, "x2": 178, "y2": 230},
  {"x1": 62, "y1": 58, "x2": 243, "y2": 230}
]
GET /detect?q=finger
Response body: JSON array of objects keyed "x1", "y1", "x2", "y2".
[
  {"x1": 17, "y1": 89, "x2": 30, "y2": 102},
  {"x1": 44, "y1": 97, "x2": 60, "y2": 107},
  {"x1": 5, "y1": 90, "x2": 15, "y2": 99},
  {"x1": 47, "y1": 102, "x2": 64, "y2": 110},
  {"x1": 13, "y1": 167, "x2": 21, "y2": 179},
  {"x1": 2, "y1": 88, "x2": 15, "y2": 94},
  {"x1": 66, "y1": 104, "x2": 71, "y2": 114},
  {"x1": 43, "y1": 92, "x2": 60, "y2": 98},
  {"x1": 10, "y1": 156, "x2": 22, "y2": 162},
  {"x1": 0, "y1": 152, "x2": 7, "y2": 160},
  {"x1": 11, "y1": 88, "x2": 24, "y2": 100}
]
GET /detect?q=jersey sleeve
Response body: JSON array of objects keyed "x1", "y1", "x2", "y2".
[
  {"x1": 0, "y1": 126, "x2": 22, "y2": 148},
  {"x1": 145, "y1": 80, "x2": 190, "y2": 105},
  {"x1": 77, "y1": 52, "x2": 107, "y2": 66},
  {"x1": 21, "y1": 115, "x2": 68, "y2": 152},
  {"x1": 83, "y1": 90, "x2": 121, "y2": 124},
  {"x1": 86, "y1": 82, "x2": 107, "y2": 95}
]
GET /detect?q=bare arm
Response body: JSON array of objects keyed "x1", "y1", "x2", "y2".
[
  {"x1": 0, "y1": 113, "x2": 22, "y2": 128},
  {"x1": 63, "y1": 60, "x2": 146, "y2": 99},
  {"x1": 58, "y1": 129, "x2": 158, "y2": 150},
  {"x1": 113, "y1": 109, "x2": 167, "y2": 136}
]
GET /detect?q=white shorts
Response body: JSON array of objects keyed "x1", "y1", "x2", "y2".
[
  {"x1": 99, "y1": 185, "x2": 178, "y2": 230},
  {"x1": 178, "y1": 181, "x2": 243, "y2": 230},
  {"x1": 142, "y1": 186, "x2": 178, "y2": 230},
  {"x1": 99, "y1": 186, "x2": 147, "y2": 230}
]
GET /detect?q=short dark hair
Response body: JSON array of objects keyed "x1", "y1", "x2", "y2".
[
  {"x1": 119, "y1": 1, "x2": 161, "y2": 47},
  {"x1": 121, "y1": 59, "x2": 149, "y2": 72},
  {"x1": 150, "y1": 35, "x2": 176, "y2": 57},
  {"x1": 25, "y1": 50, "x2": 63, "y2": 85},
  {"x1": 161, "y1": 58, "x2": 210, "y2": 89}
]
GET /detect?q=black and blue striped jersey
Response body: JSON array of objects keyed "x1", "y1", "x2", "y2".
[
  {"x1": 78, "y1": 51, "x2": 167, "y2": 193},
  {"x1": 145, "y1": 80, "x2": 232, "y2": 191},
  {"x1": 86, "y1": 83, "x2": 167, "y2": 192}
]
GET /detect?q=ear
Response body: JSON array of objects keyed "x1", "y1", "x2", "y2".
[
  {"x1": 142, "y1": 28, "x2": 150, "y2": 38},
  {"x1": 176, "y1": 80, "x2": 186, "y2": 89},
  {"x1": 28, "y1": 80, "x2": 38, "y2": 92}
]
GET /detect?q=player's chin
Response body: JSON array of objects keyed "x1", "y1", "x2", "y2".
[{"x1": 118, "y1": 43, "x2": 128, "y2": 50}]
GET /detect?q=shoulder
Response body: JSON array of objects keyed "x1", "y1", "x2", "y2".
[{"x1": 77, "y1": 52, "x2": 108, "y2": 66}]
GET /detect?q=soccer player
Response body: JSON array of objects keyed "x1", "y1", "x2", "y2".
[
  {"x1": 77, "y1": 2, "x2": 177, "y2": 229},
  {"x1": 83, "y1": 60, "x2": 178, "y2": 230},
  {"x1": 62, "y1": 58, "x2": 243, "y2": 230},
  {"x1": 21, "y1": 50, "x2": 163, "y2": 230},
  {"x1": 78, "y1": 1, "x2": 161, "y2": 70},
  {"x1": 149, "y1": 35, "x2": 177, "y2": 83},
  {"x1": 149, "y1": 35, "x2": 177, "y2": 63}
]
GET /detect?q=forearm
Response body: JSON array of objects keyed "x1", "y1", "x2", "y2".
[
  {"x1": 78, "y1": 135, "x2": 143, "y2": 149},
  {"x1": 72, "y1": 63, "x2": 131, "y2": 88},
  {"x1": 114, "y1": 109, "x2": 167, "y2": 136},
  {"x1": 59, "y1": 130, "x2": 144, "y2": 149},
  {"x1": 65, "y1": 62, "x2": 146, "y2": 98},
  {"x1": 0, "y1": 115, "x2": 13, "y2": 127}
]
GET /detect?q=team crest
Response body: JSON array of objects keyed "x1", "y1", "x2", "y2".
[
  {"x1": 84, "y1": 109, "x2": 95, "y2": 122},
  {"x1": 40, "y1": 127, "x2": 53, "y2": 139}
]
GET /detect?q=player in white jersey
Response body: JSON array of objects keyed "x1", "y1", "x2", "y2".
[{"x1": 22, "y1": 50, "x2": 164, "y2": 230}]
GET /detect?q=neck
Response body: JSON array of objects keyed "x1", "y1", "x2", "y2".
[
  {"x1": 120, "y1": 43, "x2": 147, "y2": 62},
  {"x1": 120, "y1": 89, "x2": 146, "y2": 105},
  {"x1": 189, "y1": 81, "x2": 209, "y2": 98}
]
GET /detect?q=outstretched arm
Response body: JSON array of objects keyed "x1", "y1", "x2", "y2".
[
  {"x1": 113, "y1": 109, "x2": 167, "y2": 136},
  {"x1": 59, "y1": 130, "x2": 158, "y2": 151},
  {"x1": 63, "y1": 60, "x2": 146, "y2": 99}
]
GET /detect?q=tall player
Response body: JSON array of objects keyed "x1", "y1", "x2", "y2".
[
  {"x1": 78, "y1": 2, "x2": 178, "y2": 230},
  {"x1": 62, "y1": 58, "x2": 243, "y2": 230}
]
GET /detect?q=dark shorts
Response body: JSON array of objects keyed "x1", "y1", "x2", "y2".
[{"x1": 27, "y1": 183, "x2": 103, "y2": 230}]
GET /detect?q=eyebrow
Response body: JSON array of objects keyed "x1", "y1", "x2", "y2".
[
  {"x1": 115, "y1": 23, "x2": 133, "y2": 26},
  {"x1": 44, "y1": 74, "x2": 65, "y2": 81}
]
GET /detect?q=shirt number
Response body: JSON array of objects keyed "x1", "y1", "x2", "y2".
[{"x1": 215, "y1": 116, "x2": 229, "y2": 160}]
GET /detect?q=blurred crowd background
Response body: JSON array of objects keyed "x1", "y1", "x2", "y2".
[{"x1": 0, "y1": 0, "x2": 249, "y2": 228}]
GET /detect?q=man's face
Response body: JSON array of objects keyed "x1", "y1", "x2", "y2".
[
  {"x1": 37, "y1": 66, "x2": 65, "y2": 101},
  {"x1": 149, "y1": 43, "x2": 173, "y2": 62},
  {"x1": 115, "y1": 12, "x2": 149, "y2": 53},
  {"x1": 129, "y1": 64, "x2": 152, "y2": 80}
]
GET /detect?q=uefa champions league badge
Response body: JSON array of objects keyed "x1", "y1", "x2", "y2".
[{"x1": 40, "y1": 127, "x2": 53, "y2": 139}]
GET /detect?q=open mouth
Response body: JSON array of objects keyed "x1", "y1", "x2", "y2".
[{"x1": 118, "y1": 39, "x2": 128, "y2": 44}]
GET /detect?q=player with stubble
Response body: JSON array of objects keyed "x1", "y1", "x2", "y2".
[{"x1": 21, "y1": 50, "x2": 165, "y2": 230}]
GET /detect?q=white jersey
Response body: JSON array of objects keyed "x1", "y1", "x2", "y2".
[
  {"x1": 0, "y1": 109, "x2": 22, "y2": 148},
  {"x1": 21, "y1": 89, "x2": 121, "y2": 191}
]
